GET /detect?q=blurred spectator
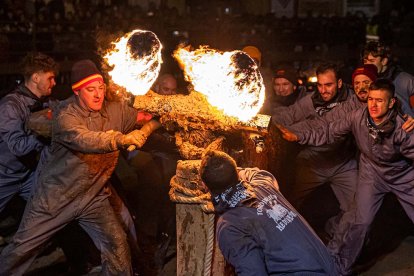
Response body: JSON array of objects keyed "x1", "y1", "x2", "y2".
[
  {"x1": 260, "y1": 66, "x2": 307, "y2": 114},
  {"x1": 242, "y1": 45, "x2": 273, "y2": 101},
  {"x1": 363, "y1": 41, "x2": 414, "y2": 116},
  {"x1": 153, "y1": 73, "x2": 178, "y2": 95}
]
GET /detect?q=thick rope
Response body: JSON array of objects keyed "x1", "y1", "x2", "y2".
[
  {"x1": 203, "y1": 213, "x2": 215, "y2": 276},
  {"x1": 169, "y1": 175, "x2": 216, "y2": 275},
  {"x1": 169, "y1": 175, "x2": 215, "y2": 213}
]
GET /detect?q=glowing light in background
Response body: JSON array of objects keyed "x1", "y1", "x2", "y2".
[
  {"x1": 173, "y1": 45, "x2": 265, "y2": 122},
  {"x1": 104, "y1": 29, "x2": 162, "y2": 95}
]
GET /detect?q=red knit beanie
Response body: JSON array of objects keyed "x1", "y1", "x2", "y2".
[
  {"x1": 352, "y1": 64, "x2": 378, "y2": 84},
  {"x1": 71, "y1": 59, "x2": 103, "y2": 91}
]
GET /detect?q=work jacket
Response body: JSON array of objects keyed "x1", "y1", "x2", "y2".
[{"x1": 213, "y1": 168, "x2": 337, "y2": 276}]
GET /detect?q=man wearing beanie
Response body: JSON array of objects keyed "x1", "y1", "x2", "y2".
[
  {"x1": 0, "y1": 59, "x2": 159, "y2": 275},
  {"x1": 261, "y1": 66, "x2": 307, "y2": 114}
]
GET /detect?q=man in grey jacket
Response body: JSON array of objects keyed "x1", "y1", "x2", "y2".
[
  {"x1": 272, "y1": 62, "x2": 359, "y2": 238},
  {"x1": 0, "y1": 59, "x2": 159, "y2": 276},
  {"x1": 279, "y1": 79, "x2": 414, "y2": 275}
]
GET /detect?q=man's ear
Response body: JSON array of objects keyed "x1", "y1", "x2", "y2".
[
  {"x1": 337, "y1": 78, "x2": 343, "y2": 89},
  {"x1": 381, "y1": 57, "x2": 389, "y2": 66},
  {"x1": 32, "y1": 73, "x2": 39, "y2": 84},
  {"x1": 389, "y1": 97, "x2": 396, "y2": 108},
  {"x1": 73, "y1": 90, "x2": 79, "y2": 96}
]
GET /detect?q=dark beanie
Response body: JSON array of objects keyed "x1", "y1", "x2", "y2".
[
  {"x1": 274, "y1": 67, "x2": 298, "y2": 85},
  {"x1": 71, "y1": 59, "x2": 103, "y2": 91},
  {"x1": 352, "y1": 64, "x2": 377, "y2": 84}
]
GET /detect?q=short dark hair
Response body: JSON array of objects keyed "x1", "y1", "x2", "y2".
[
  {"x1": 362, "y1": 41, "x2": 391, "y2": 60},
  {"x1": 20, "y1": 52, "x2": 59, "y2": 81},
  {"x1": 369, "y1": 78, "x2": 395, "y2": 98},
  {"x1": 200, "y1": 150, "x2": 239, "y2": 194},
  {"x1": 316, "y1": 62, "x2": 340, "y2": 80}
]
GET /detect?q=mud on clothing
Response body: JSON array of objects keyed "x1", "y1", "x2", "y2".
[{"x1": 0, "y1": 99, "x2": 139, "y2": 276}]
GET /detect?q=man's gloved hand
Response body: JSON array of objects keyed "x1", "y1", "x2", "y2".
[{"x1": 117, "y1": 129, "x2": 148, "y2": 150}]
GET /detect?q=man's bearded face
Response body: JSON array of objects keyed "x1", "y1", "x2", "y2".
[{"x1": 353, "y1": 74, "x2": 372, "y2": 102}]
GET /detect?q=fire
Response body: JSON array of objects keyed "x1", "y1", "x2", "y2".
[
  {"x1": 103, "y1": 29, "x2": 162, "y2": 95},
  {"x1": 173, "y1": 45, "x2": 265, "y2": 122}
]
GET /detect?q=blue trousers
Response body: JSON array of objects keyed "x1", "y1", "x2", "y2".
[{"x1": 0, "y1": 165, "x2": 33, "y2": 213}]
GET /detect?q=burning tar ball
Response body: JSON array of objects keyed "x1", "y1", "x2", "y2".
[
  {"x1": 231, "y1": 51, "x2": 263, "y2": 91},
  {"x1": 127, "y1": 31, "x2": 161, "y2": 60}
]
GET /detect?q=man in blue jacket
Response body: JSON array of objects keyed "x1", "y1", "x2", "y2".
[
  {"x1": 0, "y1": 52, "x2": 57, "y2": 215},
  {"x1": 200, "y1": 150, "x2": 337, "y2": 275}
]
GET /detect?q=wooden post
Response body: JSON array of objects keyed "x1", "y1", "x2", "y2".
[{"x1": 172, "y1": 160, "x2": 232, "y2": 276}]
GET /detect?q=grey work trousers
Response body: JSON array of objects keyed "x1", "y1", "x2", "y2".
[
  {"x1": 0, "y1": 191, "x2": 132, "y2": 276},
  {"x1": 332, "y1": 174, "x2": 414, "y2": 275},
  {"x1": 292, "y1": 158, "x2": 358, "y2": 227}
]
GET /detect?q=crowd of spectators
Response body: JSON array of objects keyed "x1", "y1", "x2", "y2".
[{"x1": 0, "y1": 0, "x2": 413, "y2": 79}]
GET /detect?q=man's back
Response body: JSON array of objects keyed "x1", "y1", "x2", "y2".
[{"x1": 214, "y1": 168, "x2": 336, "y2": 275}]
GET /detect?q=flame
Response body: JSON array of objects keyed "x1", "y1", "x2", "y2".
[
  {"x1": 103, "y1": 29, "x2": 162, "y2": 95},
  {"x1": 173, "y1": 46, "x2": 265, "y2": 122}
]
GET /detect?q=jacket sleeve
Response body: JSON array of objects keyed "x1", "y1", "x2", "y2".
[
  {"x1": 398, "y1": 132, "x2": 414, "y2": 160},
  {"x1": 53, "y1": 111, "x2": 122, "y2": 153},
  {"x1": 288, "y1": 95, "x2": 362, "y2": 134},
  {"x1": 217, "y1": 221, "x2": 268, "y2": 276},
  {"x1": 296, "y1": 111, "x2": 355, "y2": 146},
  {"x1": 0, "y1": 99, "x2": 44, "y2": 156},
  {"x1": 272, "y1": 94, "x2": 314, "y2": 126},
  {"x1": 394, "y1": 72, "x2": 414, "y2": 116}
]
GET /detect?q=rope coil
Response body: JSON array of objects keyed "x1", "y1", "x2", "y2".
[{"x1": 169, "y1": 175, "x2": 215, "y2": 213}]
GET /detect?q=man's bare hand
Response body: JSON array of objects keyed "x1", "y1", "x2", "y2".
[
  {"x1": 402, "y1": 115, "x2": 414, "y2": 133},
  {"x1": 276, "y1": 124, "x2": 298, "y2": 142}
]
